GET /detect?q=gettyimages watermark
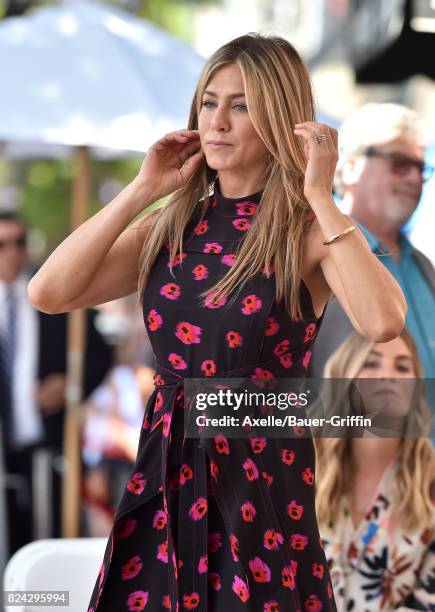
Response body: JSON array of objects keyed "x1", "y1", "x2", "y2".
[{"x1": 183, "y1": 377, "x2": 435, "y2": 438}]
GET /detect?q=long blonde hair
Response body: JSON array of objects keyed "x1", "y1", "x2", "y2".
[
  {"x1": 314, "y1": 329, "x2": 435, "y2": 532},
  {"x1": 138, "y1": 33, "x2": 317, "y2": 320}
]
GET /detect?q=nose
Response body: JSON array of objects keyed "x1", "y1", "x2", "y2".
[{"x1": 209, "y1": 104, "x2": 230, "y2": 132}]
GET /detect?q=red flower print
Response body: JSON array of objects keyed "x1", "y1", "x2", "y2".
[
  {"x1": 302, "y1": 467, "x2": 315, "y2": 485},
  {"x1": 281, "y1": 449, "x2": 295, "y2": 465},
  {"x1": 221, "y1": 253, "x2": 237, "y2": 267},
  {"x1": 147, "y1": 309, "x2": 162, "y2": 331},
  {"x1": 264, "y1": 317, "x2": 280, "y2": 335},
  {"x1": 312, "y1": 563, "x2": 324, "y2": 579},
  {"x1": 287, "y1": 499, "x2": 304, "y2": 520},
  {"x1": 167, "y1": 252, "x2": 187, "y2": 267},
  {"x1": 127, "y1": 472, "x2": 146, "y2": 495},
  {"x1": 304, "y1": 594, "x2": 323, "y2": 612},
  {"x1": 259, "y1": 262, "x2": 275, "y2": 275},
  {"x1": 152, "y1": 510, "x2": 167, "y2": 530},
  {"x1": 160, "y1": 282, "x2": 180, "y2": 300},
  {"x1": 232, "y1": 218, "x2": 250, "y2": 231},
  {"x1": 203, "y1": 242, "x2": 223, "y2": 253},
  {"x1": 241, "y1": 501, "x2": 256, "y2": 522},
  {"x1": 168, "y1": 472, "x2": 180, "y2": 491},
  {"x1": 229, "y1": 534, "x2": 239, "y2": 561},
  {"x1": 249, "y1": 556, "x2": 271, "y2": 582},
  {"x1": 302, "y1": 350, "x2": 312, "y2": 369},
  {"x1": 263, "y1": 529, "x2": 284, "y2": 550},
  {"x1": 209, "y1": 458, "x2": 219, "y2": 481},
  {"x1": 264, "y1": 602, "x2": 280, "y2": 612},
  {"x1": 204, "y1": 291, "x2": 227, "y2": 309},
  {"x1": 154, "y1": 374, "x2": 165, "y2": 386},
  {"x1": 122, "y1": 555, "x2": 143, "y2": 580},
  {"x1": 179, "y1": 464, "x2": 193, "y2": 485},
  {"x1": 226, "y1": 330, "x2": 243, "y2": 348},
  {"x1": 162, "y1": 594, "x2": 171, "y2": 609},
  {"x1": 116, "y1": 517, "x2": 137, "y2": 540},
  {"x1": 162, "y1": 413, "x2": 171, "y2": 438},
  {"x1": 262, "y1": 471, "x2": 274, "y2": 486},
  {"x1": 182, "y1": 592, "x2": 200, "y2": 609},
  {"x1": 236, "y1": 201, "x2": 257, "y2": 216},
  {"x1": 157, "y1": 540, "x2": 168, "y2": 563},
  {"x1": 126, "y1": 590, "x2": 148, "y2": 611},
  {"x1": 201, "y1": 359, "x2": 217, "y2": 376},
  {"x1": 232, "y1": 575, "x2": 250, "y2": 603},
  {"x1": 214, "y1": 434, "x2": 230, "y2": 455},
  {"x1": 327, "y1": 582, "x2": 333, "y2": 598},
  {"x1": 175, "y1": 321, "x2": 202, "y2": 345},
  {"x1": 273, "y1": 339, "x2": 290, "y2": 357},
  {"x1": 168, "y1": 353, "x2": 187, "y2": 370},
  {"x1": 241, "y1": 294, "x2": 262, "y2": 315},
  {"x1": 282, "y1": 565, "x2": 296, "y2": 590},
  {"x1": 208, "y1": 532, "x2": 222, "y2": 553},
  {"x1": 290, "y1": 533, "x2": 308, "y2": 551},
  {"x1": 192, "y1": 264, "x2": 208, "y2": 280},
  {"x1": 250, "y1": 438, "x2": 266, "y2": 453},
  {"x1": 279, "y1": 353, "x2": 293, "y2": 368},
  {"x1": 189, "y1": 497, "x2": 207, "y2": 521},
  {"x1": 208, "y1": 572, "x2": 221, "y2": 591},
  {"x1": 242, "y1": 458, "x2": 259, "y2": 480},
  {"x1": 304, "y1": 323, "x2": 317, "y2": 342},
  {"x1": 154, "y1": 392, "x2": 164, "y2": 412},
  {"x1": 198, "y1": 555, "x2": 208, "y2": 573},
  {"x1": 194, "y1": 219, "x2": 209, "y2": 235}
]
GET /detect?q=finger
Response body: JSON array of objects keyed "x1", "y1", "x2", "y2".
[
  {"x1": 179, "y1": 149, "x2": 205, "y2": 182},
  {"x1": 178, "y1": 142, "x2": 203, "y2": 165},
  {"x1": 293, "y1": 126, "x2": 320, "y2": 149}
]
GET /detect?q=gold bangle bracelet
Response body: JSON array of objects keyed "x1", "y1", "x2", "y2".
[{"x1": 323, "y1": 225, "x2": 357, "y2": 246}]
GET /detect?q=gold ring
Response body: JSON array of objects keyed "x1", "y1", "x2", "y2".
[{"x1": 316, "y1": 133, "x2": 327, "y2": 144}]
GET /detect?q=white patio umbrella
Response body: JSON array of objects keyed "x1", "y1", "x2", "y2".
[{"x1": 0, "y1": 0, "x2": 204, "y2": 539}]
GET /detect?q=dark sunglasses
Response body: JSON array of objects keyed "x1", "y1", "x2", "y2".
[
  {"x1": 363, "y1": 146, "x2": 434, "y2": 182},
  {"x1": 0, "y1": 235, "x2": 27, "y2": 250}
]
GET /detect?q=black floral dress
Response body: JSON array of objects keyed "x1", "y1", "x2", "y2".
[{"x1": 88, "y1": 180, "x2": 337, "y2": 612}]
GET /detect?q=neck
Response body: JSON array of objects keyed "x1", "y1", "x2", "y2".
[
  {"x1": 217, "y1": 168, "x2": 266, "y2": 199},
  {"x1": 351, "y1": 437, "x2": 399, "y2": 475}
]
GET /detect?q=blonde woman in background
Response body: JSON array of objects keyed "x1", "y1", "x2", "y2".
[{"x1": 315, "y1": 329, "x2": 435, "y2": 611}]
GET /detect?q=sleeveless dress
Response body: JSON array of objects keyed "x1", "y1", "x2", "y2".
[{"x1": 88, "y1": 180, "x2": 337, "y2": 612}]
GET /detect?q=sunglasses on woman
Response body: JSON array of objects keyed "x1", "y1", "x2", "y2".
[{"x1": 363, "y1": 146, "x2": 434, "y2": 183}]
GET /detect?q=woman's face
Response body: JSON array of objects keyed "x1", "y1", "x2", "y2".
[{"x1": 198, "y1": 63, "x2": 269, "y2": 177}]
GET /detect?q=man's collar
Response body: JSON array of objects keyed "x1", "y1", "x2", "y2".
[{"x1": 350, "y1": 216, "x2": 414, "y2": 258}]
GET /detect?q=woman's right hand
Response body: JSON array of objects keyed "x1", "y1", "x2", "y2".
[{"x1": 137, "y1": 129, "x2": 204, "y2": 201}]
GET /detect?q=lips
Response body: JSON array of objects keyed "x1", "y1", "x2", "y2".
[{"x1": 207, "y1": 140, "x2": 232, "y2": 147}]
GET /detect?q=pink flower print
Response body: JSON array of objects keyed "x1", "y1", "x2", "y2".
[
  {"x1": 208, "y1": 573, "x2": 221, "y2": 591},
  {"x1": 214, "y1": 434, "x2": 230, "y2": 455},
  {"x1": 182, "y1": 592, "x2": 200, "y2": 609},
  {"x1": 154, "y1": 374, "x2": 165, "y2": 386},
  {"x1": 201, "y1": 359, "x2": 217, "y2": 376},
  {"x1": 192, "y1": 264, "x2": 208, "y2": 280},
  {"x1": 241, "y1": 501, "x2": 256, "y2": 522},
  {"x1": 198, "y1": 555, "x2": 208, "y2": 573},
  {"x1": 241, "y1": 294, "x2": 262, "y2": 315},
  {"x1": 304, "y1": 323, "x2": 317, "y2": 343},
  {"x1": 262, "y1": 471, "x2": 274, "y2": 486},
  {"x1": 302, "y1": 350, "x2": 312, "y2": 369},
  {"x1": 152, "y1": 510, "x2": 167, "y2": 530},
  {"x1": 208, "y1": 532, "x2": 222, "y2": 553},
  {"x1": 281, "y1": 449, "x2": 295, "y2": 465},
  {"x1": 229, "y1": 534, "x2": 239, "y2": 561},
  {"x1": 236, "y1": 201, "x2": 257, "y2": 216},
  {"x1": 147, "y1": 309, "x2": 162, "y2": 331},
  {"x1": 242, "y1": 458, "x2": 259, "y2": 481},
  {"x1": 194, "y1": 219, "x2": 209, "y2": 235},
  {"x1": 312, "y1": 563, "x2": 324, "y2": 579},
  {"x1": 304, "y1": 594, "x2": 323, "y2": 612},
  {"x1": 157, "y1": 540, "x2": 168, "y2": 563},
  {"x1": 279, "y1": 353, "x2": 293, "y2": 368},
  {"x1": 250, "y1": 438, "x2": 266, "y2": 453},
  {"x1": 203, "y1": 242, "x2": 223, "y2": 254},
  {"x1": 290, "y1": 533, "x2": 308, "y2": 551},
  {"x1": 287, "y1": 499, "x2": 304, "y2": 521},
  {"x1": 189, "y1": 497, "x2": 208, "y2": 521},
  {"x1": 226, "y1": 330, "x2": 242, "y2": 348},
  {"x1": 168, "y1": 353, "x2": 187, "y2": 370},
  {"x1": 162, "y1": 594, "x2": 171, "y2": 609},
  {"x1": 302, "y1": 467, "x2": 315, "y2": 486},
  {"x1": 167, "y1": 252, "x2": 187, "y2": 267},
  {"x1": 249, "y1": 557, "x2": 271, "y2": 583},
  {"x1": 126, "y1": 591, "x2": 148, "y2": 611},
  {"x1": 251, "y1": 368, "x2": 275, "y2": 386},
  {"x1": 232, "y1": 218, "x2": 250, "y2": 231},
  {"x1": 274, "y1": 339, "x2": 290, "y2": 357},
  {"x1": 263, "y1": 529, "x2": 284, "y2": 551},
  {"x1": 264, "y1": 317, "x2": 280, "y2": 335},
  {"x1": 162, "y1": 413, "x2": 171, "y2": 438},
  {"x1": 179, "y1": 464, "x2": 193, "y2": 485},
  {"x1": 282, "y1": 565, "x2": 296, "y2": 590},
  {"x1": 127, "y1": 472, "x2": 146, "y2": 495},
  {"x1": 154, "y1": 392, "x2": 164, "y2": 412},
  {"x1": 168, "y1": 472, "x2": 180, "y2": 491},
  {"x1": 209, "y1": 458, "x2": 219, "y2": 481},
  {"x1": 264, "y1": 602, "x2": 280, "y2": 612},
  {"x1": 221, "y1": 253, "x2": 237, "y2": 267},
  {"x1": 160, "y1": 282, "x2": 180, "y2": 300},
  {"x1": 204, "y1": 291, "x2": 227, "y2": 309},
  {"x1": 116, "y1": 517, "x2": 137, "y2": 540},
  {"x1": 259, "y1": 262, "x2": 275, "y2": 275},
  {"x1": 122, "y1": 555, "x2": 143, "y2": 580},
  {"x1": 232, "y1": 575, "x2": 250, "y2": 603},
  {"x1": 175, "y1": 321, "x2": 202, "y2": 345}
]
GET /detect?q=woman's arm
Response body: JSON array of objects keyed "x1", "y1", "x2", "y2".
[{"x1": 28, "y1": 130, "x2": 204, "y2": 313}]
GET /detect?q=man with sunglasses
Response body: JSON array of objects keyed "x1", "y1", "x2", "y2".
[
  {"x1": 0, "y1": 212, "x2": 113, "y2": 558},
  {"x1": 309, "y1": 103, "x2": 435, "y2": 383}
]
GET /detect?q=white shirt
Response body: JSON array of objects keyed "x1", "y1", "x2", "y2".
[{"x1": 0, "y1": 273, "x2": 44, "y2": 446}]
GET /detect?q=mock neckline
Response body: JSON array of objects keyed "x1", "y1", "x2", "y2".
[{"x1": 212, "y1": 178, "x2": 263, "y2": 214}]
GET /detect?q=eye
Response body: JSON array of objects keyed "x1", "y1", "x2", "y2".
[
  {"x1": 362, "y1": 361, "x2": 378, "y2": 368},
  {"x1": 201, "y1": 100, "x2": 216, "y2": 108},
  {"x1": 233, "y1": 103, "x2": 247, "y2": 112},
  {"x1": 396, "y1": 364, "x2": 411, "y2": 373}
]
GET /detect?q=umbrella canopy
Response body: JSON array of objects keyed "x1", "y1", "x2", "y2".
[{"x1": 0, "y1": 0, "x2": 204, "y2": 153}]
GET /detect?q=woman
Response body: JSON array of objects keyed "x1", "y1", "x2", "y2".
[
  {"x1": 29, "y1": 34, "x2": 406, "y2": 611},
  {"x1": 315, "y1": 330, "x2": 435, "y2": 611}
]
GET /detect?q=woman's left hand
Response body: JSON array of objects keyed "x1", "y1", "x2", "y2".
[{"x1": 293, "y1": 122, "x2": 338, "y2": 205}]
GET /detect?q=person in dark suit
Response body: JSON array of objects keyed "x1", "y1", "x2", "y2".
[{"x1": 0, "y1": 211, "x2": 113, "y2": 558}]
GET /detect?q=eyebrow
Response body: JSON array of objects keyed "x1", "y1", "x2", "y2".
[
  {"x1": 368, "y1": 350, "x2": 413, "y2": 361},
  {"x1": 203, "y1": 90, "x2": 246, "y2": 99}
]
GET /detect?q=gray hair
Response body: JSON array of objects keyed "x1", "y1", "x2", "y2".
[{"x1": 334, "y1": 103, "x2": 425, "y2": 197}]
